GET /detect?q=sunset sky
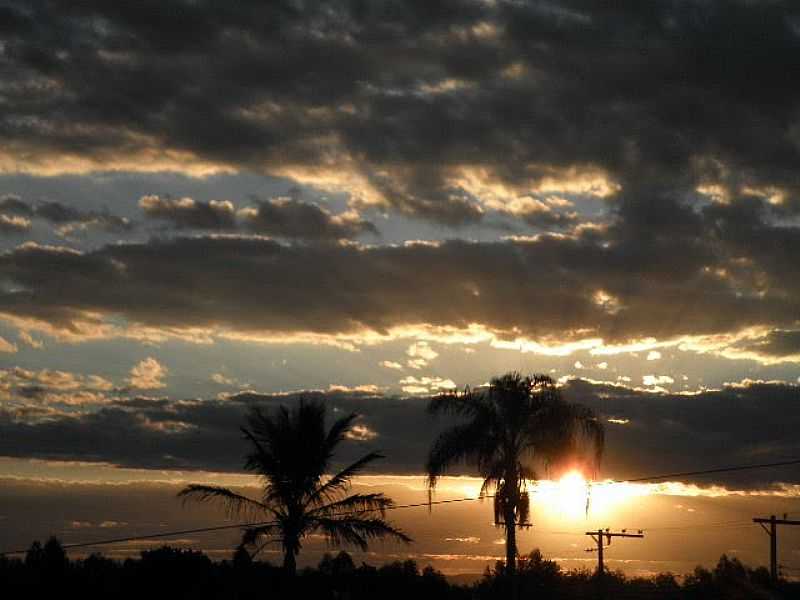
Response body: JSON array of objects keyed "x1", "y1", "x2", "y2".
[{"x1": 2, "y1": 0, "x2": 800, "y2": 578}]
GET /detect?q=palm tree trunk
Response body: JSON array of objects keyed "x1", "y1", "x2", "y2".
[
  {"x1": 504, "y1": 504, "x2": 517, "y2": 576},
  {"x1": 283, "y1": 547, "x2": 297, "y2": 576},
  {"x1": 505, "y1": 503, "x2": 519, "y2": 600}
]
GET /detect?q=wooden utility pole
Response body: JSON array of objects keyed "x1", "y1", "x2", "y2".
[
  {"x1": 585, "y1": 529, "x2": 644, "y2": 598},
  {"x1": 753, "y1": 514, "x2": 800, "y2": 582}
]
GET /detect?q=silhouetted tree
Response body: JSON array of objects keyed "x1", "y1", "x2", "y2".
[
  {"x1": 179, "y1": 400, "x2": 411, "y2": 575},
  {"x1": 24, "y1": 540, "x2": 44, "y2": 570},
  {"x1": 232, "y1": 544, "x2": 253, "y2": 569},
  {"x1": 318, "y1": 551, "x2": 356, "y2": 577},
  {"x1": 426, "y1": 372, "x2": 604, "y2": 577},
  {"x1": 3, "y1": 544, "x2": 797, "y2": 600},
  {"x1": 25, "y1": 536, "x2": 67, "y2": 575}
]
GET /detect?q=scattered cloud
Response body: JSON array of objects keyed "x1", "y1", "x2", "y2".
[
  {"x1": 210, "y1": 373, "x2": 237, "y2": 386},
  {"x1": 0, "y1": 336, "x2": 17, "y2": 353},
  {"x1": 344, "y1": 423, "x2": 379, "y2": 442},
  {"x1": 399, "y1": 376, "x2": 456, "y2": 395},
  {"x1": 17, "y1": 331, "x2": 43, "y2": 349},
  {"x1": 0, "y1": 367, "x2": 114, "y2": 406},
  {"x1": 139, "y1": 194, "x2": 377, "y2": 240},
  {"x1": 379, "y1": 361, "x2": 404, "y2": 370},
  {"x1": 240, "y1": 198, "x2": 378, "y2": 241},
  {"x1": 0, "y1": 214, "x2": 31, "y2": 235},
  {"x1": 407, "y1": 342, "x2": 439, "y2": 360},
  {"x1": 1, "y1": 196, "x2": 131, "y2": 236},
  {"x1": 642, "y1": 375, "x2": 675, "y2": 387},
  {"x1": 127, "y1": 358, "x2": 168, "y2": 390},
  {"x1": 140, "y1": 195, "x2": 236, "y2": 230},
  {"x1": 327, "y1": 384, "x2": 381, "y2": 394}
]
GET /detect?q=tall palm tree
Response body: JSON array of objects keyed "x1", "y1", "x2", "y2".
[
  {"x1": 426, "y1": 372, "x2": 604, "y2": 576},
  {"x1": 179, "y1": 400, "x2": 411, "y2": 575}
]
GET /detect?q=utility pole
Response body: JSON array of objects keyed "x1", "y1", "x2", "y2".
[
  {"x1": 585, "y1": 529, "x2": 644, "y2": 598},
  {"x1": 753, "y1": 514, "x2": 800, "y2": 582}
]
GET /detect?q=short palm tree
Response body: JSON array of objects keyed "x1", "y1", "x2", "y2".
[
  {"x1": 426, "y1": 372, "x2": 604, "y2": 576},
  {"x1": 179, "y1": 400, "x2": 411, "y2": 575}
]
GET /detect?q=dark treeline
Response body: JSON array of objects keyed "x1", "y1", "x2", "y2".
[{"x1": 2, "y1": 538, "x2": 799, "y2": 600}]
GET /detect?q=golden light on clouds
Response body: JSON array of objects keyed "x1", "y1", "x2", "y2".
[
  {"x1": 0, "y1": 145, "x2": 236, "y2": 177},
  {"x1": 449, "y1": 164, "x2": 620, "y2": 210}
]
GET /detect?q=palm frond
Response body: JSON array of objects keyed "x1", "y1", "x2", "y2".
[
  {"x1": 177, "y1": 485, "x2": 270, "y2": 520},
  {"x1": 529, "y1": 400, "x2": 605, "y2": 469},
  {"x1": 577, "y1": 408, "x2": 605, "y2": 465},
  {"x1": 517, "y1": 489, "x2": 531, "y2": 526},
  {"x1": 313, "y1": 517, "x2": 412, "y2": 551},
  {"x1": 243, "y1": 401, "x2": 333, "y2": 508},
  {"x1": 305, "y1": 451, "x2": 384, "y2": 508},
  {"x1": 427, "y1": 386, "x2": 489, "y2": 418},
  {"x1": 240, "y1": 523, "x2": 282, "y2": 548},
  {"x1": 310, "y1": 492, "x2": 394, "y2": 518},
  {"x1": 183, "y1": 399, "x2": 408, "y2": 568},
  {"x1": 323, "y1": 411, "x2": 359, "y2": 456},
  {"x1": 241, "y1": 424, "x2": 281, "y2": 478},
  {"x1": 426, "y1": 421, "x2": 495, "y2": 489},
  {"x1": 479, "y1": 461, "x2": 506, "y2": 497}
]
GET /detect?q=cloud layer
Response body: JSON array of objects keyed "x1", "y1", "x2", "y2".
[
  {"x1": 2, "y1": 189, "x2": 799, "y2": 361},
  {"x1": 1, "y1": 379, "x2": 799, "y2": 487},
  {"x1": 2, "y1": 2, "x2": 799, "y2": 224}
]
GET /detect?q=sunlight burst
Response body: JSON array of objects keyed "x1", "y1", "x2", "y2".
[{"x1": 530, "y1": 471, "x2": 650, "y2": 521}]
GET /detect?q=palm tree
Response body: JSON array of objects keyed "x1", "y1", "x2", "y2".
[
  {"x1": 179, "y1": 400, "x2": 411, "y2": 575},
  {"x1": 426, "y1": 372, "x2": 604, "y2": 577}
]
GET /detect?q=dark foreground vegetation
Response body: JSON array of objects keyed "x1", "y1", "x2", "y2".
[{"x1": 2, "y1": 538, "x2": 798, "y2": 600}]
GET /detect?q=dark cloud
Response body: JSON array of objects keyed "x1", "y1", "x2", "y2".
[
  {"x1": 3, "y1": 2, "x2": 799, "y2": 223},
  {"x1": 0, "y1": 193, "x2": 799, "y2": 350},
  {"x1": 1, "y1": 380, "x2": 799, "y2": 487},
  {"x1": 561, "y1": 378, "x2": 800, "y2": 486},
  {"x1": 0, "y1": 195, "x2": 33, "y2": 236},
  {"x1": 524, "y1": 212, "x2": 578, "y2": 229},
  {"x1": 0, "y1": 195, "x2": 34, "y2": 217},
  {"x1": 138, "y1": 194, "x2": 378, "y2": 240},
  {"x1": 0, "y1": 195, "x2": 132, "y2": 235},
  {"x1": 241, "y1": 198, "x2": 379, "y2": 240},
  {"x1": 738, "y1": 330, "x2": 800, "y2": 359},
  {"x1": 1, "y1": 2, "x2": 799, "y2": 368},
  {"x1": 139, "y1": 195, "x2": 237, "y2": 230},
  {"x1": 33, "y1": 200, "x2": 84, "y2": 224}
]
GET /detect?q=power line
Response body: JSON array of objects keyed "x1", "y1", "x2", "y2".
[
  {"x1": 619, "y1": 458, "x2": 800, "y2": 485},
  {"x1": 2, "y1": 456, "x2": 799, "y2": 557},
  {"x1": 1, "y1": 521, "x2": 280, "y2": 555},
  {"x1": 0, "y1": 494, "x2": 503, "y2": 556},
  {"x1": 639, "y1": 519, "x2": 750, "y2": 532}
]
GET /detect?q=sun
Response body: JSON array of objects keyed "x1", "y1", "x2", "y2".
[
  {"x1": 559, "y1": 471, "x2": 588, "y2": 493},
  {"x1": 544, "y1": 471, "x2": 592, "y2": 519},
  {"x1": 530, "y1": 470, "x2": 650, "y2": 521}
]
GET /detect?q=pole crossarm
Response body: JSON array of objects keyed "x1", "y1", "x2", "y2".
[
  {"x1": 585, "y1": 531, "x2": 645, "y2": 538},
  {"x1": 753, "y1": 518, "x2": 800, "y2": 526},
  {"x1": 753, "y1": 514, "x2": 800, "y2": 582},
  {"x1": 585, "y1": 529, "x2": 644, "y2": 599}
]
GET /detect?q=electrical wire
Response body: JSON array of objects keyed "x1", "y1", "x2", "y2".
[{"x1": 1, "y1": 456, "x2": 799, "y2": 556}]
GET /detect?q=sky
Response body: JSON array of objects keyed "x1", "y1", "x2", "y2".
[{"x1": 2, "y1": 0, "x2": 800, "y2": 578}]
